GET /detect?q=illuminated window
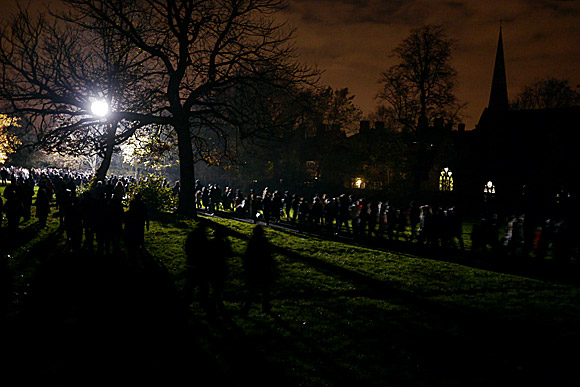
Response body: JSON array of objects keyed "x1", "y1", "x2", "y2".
[
  {"x1": 352, "y1": 177, "x2": 365, "y2": 189},
  {"x1": 483, "y1": 180, "x2": 496, "y2": 195},
  {"x1": 439, "y1": 167, "x2": 453, "y2": 191}
]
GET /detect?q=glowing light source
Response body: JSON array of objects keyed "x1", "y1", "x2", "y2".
[
  {"x1": 484, "y1": 180, "x2": 496, "y2": 194},
  {"x1": 91, "y1": 100, "x2": 109, "y2": 117},
  {"x1": 355, "y1": 178, "x2": 363, "y2": 189}
]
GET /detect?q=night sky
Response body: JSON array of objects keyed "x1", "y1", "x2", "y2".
[
  {"x1": 280, "y1": 0, "x2": 580, "y2": 129},
  {"x1": 2, "y1": 0, "x2": 579, "y2": 129}
]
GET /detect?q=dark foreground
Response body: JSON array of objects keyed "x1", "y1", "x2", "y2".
[{"x1": 1, "y1": 216, "x2": 579, "y2": 386}]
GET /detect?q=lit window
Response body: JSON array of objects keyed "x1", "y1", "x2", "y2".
[
  {"x1": 353, "y1": 177, "x2": 365, "y2": 189},
  {"x1": 484, "y1": 180, "x2": 496, "y2": 194},
  {"x1": 439, "y1": 167, "x2": 453, "y2": 191}
]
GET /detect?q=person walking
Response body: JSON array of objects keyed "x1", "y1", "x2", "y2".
[
  {"x1": 35, "y1": 181, "x2": 51, "y2": 228},
  {"x1": 125, "y1": 193, "x2": 150, "y2": 253},
  {"x1": 241, "y1": 225, "x2": 276, "y2": 315}
]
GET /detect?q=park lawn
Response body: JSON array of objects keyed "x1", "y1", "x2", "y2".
[
  {"x1": 147, "y1": 214, "x2": 580, "y2": 386},
  {"x1": 2, "y1": 208, "x2": 579, "y2": 386}
]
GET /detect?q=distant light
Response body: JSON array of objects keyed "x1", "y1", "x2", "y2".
[
  {"x1": 91, "y1": 100, "x2": 109, "y2": 117},
  {"x1": 355, "y1": 178, "x2": 363, "y2": 189},
  {"x1": 484, "y1": 180, "x2": 496, "y2": 194}
]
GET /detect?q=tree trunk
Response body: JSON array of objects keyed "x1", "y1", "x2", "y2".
[
  {"x1": 95, "y1": 121, "x2": 118, "y2": 182},
  {"x1": 175, "y1": 116, "x2": 197, "y2": 217}
]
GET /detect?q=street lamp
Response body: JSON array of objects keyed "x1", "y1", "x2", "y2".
[
  {"x1": 91, "y1": 99, "x2": 109, "y2": 117},
  {"x1": 89, "y1": 99, "x2": 117, "y2": 181}
]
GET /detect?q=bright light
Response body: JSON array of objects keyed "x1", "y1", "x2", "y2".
[
  {"x1": 91, "y1": 100, "x2": 109, "y2": 117},
  {"x1": 484, "y1": 180, "x2": 496, "y2": 194},
  {"x1": 355, "y1": 178, "x2": 363, "y2": 189}
]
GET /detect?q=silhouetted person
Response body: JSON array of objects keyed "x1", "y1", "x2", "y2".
[
  {"x1": 201, "y1": 186, "x2": 210, "y2": 210},
  {"x1": 534, "y1": 219, "x2": 552, "y2": 261},
  {"x1": 447, "y1": 206, "x2": 464, "y2": 250},
  {"x1": 109, "y1": 195, "x2": 125, "y2": 254},
  {"x1": 125, "y1": 193, "x2": 150, "y2": 253},
  {"x1": 35, "y1": 183, "x2": 50, "y2": 228},
  {"x1": 241, "y1": 225, "x2": 275, "y2": 315},
  {"x1": 297, "y1": 197, "x2": 309, "y2": 226},
  {"x1": 337, "y1": 194, "x2": 351, "y2": 234},
  {"x1": 0, "y1": 168, "x2": 8, "y2": 185},
  {"x1": 53, "y1": 175, "x2": 66, "y2": 228},
  {"x1": 408, "y1": 201, "x2": 421, "y2": 242},
  {"x1": 325, "y1": 197, "x2": 338, "y2": 234},
  {"x1": 184, "y1": 225, "x2": 211, "y2": 311},
  {"x1": 357, "y1": 198, "x2": 369, "y2": 238},
  {"x1": 271, "y1": 191, "x2": 282, "y2": 223},
  {"x1": 81, "y1": 190, "x2": 98, "y2": 250},
  {"x1": 262, "y1": 191, "x2": 272, "y2": 225},
  {"x1": 290, "y1": 194, "x2": 299, "y2": 224},
  {"x1": 210, "y1": 184, "x2": 222, "y2": 213},
  {"x1": 310, "y1": 197, "x2": 323, "y2": 228},
  {"x1": 3, "y1": 182, "x2": 22, "y2": 231},
  {"x1": 208, "y1": 227, "x2": 231, "y2": 313},
  {"x1": 20, "y1": 178, "x2": 34, "y2": 221},
  {"x1": 64, "y1": 193, "x2": 83, "y2": 252},
  {"x1": 368, "y1": 200, "x2": 378, "y2": 238},
  {"x1": 94, "y1": 190, "x2": 110, "y2": 254},
  {"x1": 113, "y1": 180, "x2": 126, "y2": 201},
  {"x1": 283, "y1": 191, "x2": 292, "y2": 220},
  {"x1": 251, "y1": 193, "x2": 262, "y2": 223}
]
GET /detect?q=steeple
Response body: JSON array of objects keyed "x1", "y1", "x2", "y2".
[{"x1": 488, "y1": 25, "x2": 509, "y2": 110}]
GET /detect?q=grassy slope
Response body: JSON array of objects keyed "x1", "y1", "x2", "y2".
[
  {"x1": 147, "y1": 215, "x2": 580, "y2": 386},
  {"x1": 2, "y1": 202, "x2": 579, "y2": 386}
]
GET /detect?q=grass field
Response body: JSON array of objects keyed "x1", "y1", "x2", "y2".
[{"x1": 1, "y1": 201, "x2": 580, "y2": 386}]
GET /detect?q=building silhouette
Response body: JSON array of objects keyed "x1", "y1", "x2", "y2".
[
  {"x1": 192, "y1": 26, "x2": 578, "y2": 218},
  {"x1": 469, "y1": 27, "x2": 578, "y2": 214}
]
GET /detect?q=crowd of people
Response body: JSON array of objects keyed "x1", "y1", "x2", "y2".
[
  {"x1": 195, "y1": 182, "x2": 465, "y2": 247},
  {"x1": 0, "y1": 166, "x2": 149, "y2": 255},
  {"x1": 1, "y1": 165, "x2": 578, "y2": 266},
  {"x1": 1, "y1": 164, "x2": 579, "y2": 317},
  {"x1": 192, "y1": 181, "x2": 579, "y2": 265},
  {"x1": 0, "y1": 166, "x2": 277, "y2": 316}
]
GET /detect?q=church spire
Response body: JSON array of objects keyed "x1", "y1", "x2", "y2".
[{"x1": 488, "y1": 25, "x2": 509, "y2": 110}]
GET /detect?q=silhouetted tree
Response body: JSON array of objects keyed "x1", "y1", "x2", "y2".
[
  {"x1": 377, "y1": 25, "x2": 463, "y2": 131},
  {"x1": 511, "y1": 77, "x2": 580, "y2": 110},
  {"x1": 0, "y1": 0, "x2": 315, "y2": 216},
  {"x1": 0, "y1": 7, "x2": 161, "y2": 182},
  {"x1": 308, "y1": 87, "x2": 363, "y2": 136}
]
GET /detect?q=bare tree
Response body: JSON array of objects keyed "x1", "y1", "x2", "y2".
[
  {"x1": 377, "y1": 25, "x2": 463, "y2": 131},
  {"x1": 0, "y1": 6, "x2": 163, "y2": 181},
  {"x1": 307, "y1": 87, "x2": 362, "y2": 135},
  {"x1": 1, "y1": 0, "x2": 315, "y2": 215},
  {"x1": 511, "y1": 77, "x2": 580, "y2": 110}
]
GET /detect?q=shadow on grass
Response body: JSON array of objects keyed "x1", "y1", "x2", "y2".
[
  {"x1": 205, "y1": 209, "x2": 580, "y2": 285},
  {"x1": 197, "y1": 218, "x2": 580, "y2": 386},
  {"x1": 2, "y1": 216, "x2": 578, "y2": 386},
  {"x1": 2, "y1": 240, "x2": 224, "y2": 386}
]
